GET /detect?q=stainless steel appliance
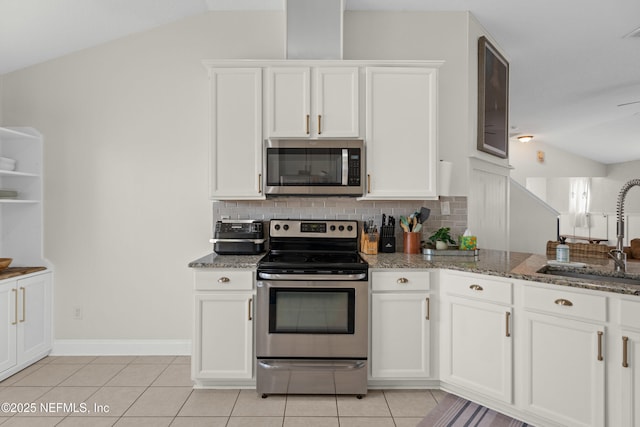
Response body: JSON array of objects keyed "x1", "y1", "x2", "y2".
[
  {"x1": 256, "y1": 219, "x2": 368, "y2": 397},
  {"x1": 264, "y1": 139, "x2": 364, "y2": 196},
  {"x1": 210, "y1": 220, "x2": 265, "y2": 255}
]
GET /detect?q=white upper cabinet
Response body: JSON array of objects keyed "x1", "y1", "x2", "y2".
[
  {"x1": 364, "y1": 67, "x2": 438, "y2": 200},
  {"x1": 267, "y1": 66, "x2": 359, "y2": 138},
  {"x1": 209, "y1": 68, "x2": 264, "y2": 200}
]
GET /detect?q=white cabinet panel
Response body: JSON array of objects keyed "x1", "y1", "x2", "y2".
[
  {"x1": 523, "y1": 311, "x2": 605, "y2": 427},
  {"x1": 193, "y1": 292, "x2": 254, "y2": 380},
  {"x1": 16, "y1": 274, "x2": 51, "y2": 363},
  {"x1": 371, "y1": 292, "x2": 431, "y2": 378},
  {"x1": 0, "y1": 272, "x2": 52, "y2": 382},
  {"x1": 209, "y1": 68, "x2": 263, "y2": 199},
  {"x1": 267, "y1": 67, "x2": 359, "y2": 138},
  {"x1": 0, "y1": 280, "x2": 17, "y2": 373},
  {"x1": 267, "y1": 67, "x2": 311, "y2": 137},
  {"x1": 442, "y1": 296, "x2": 513, "y2": 403},
  {"x1": 621, "y1": 331, "x2": 640, "y2": 427},
  {"x1": 364, "y1": 67, "x2": 438, "y2": 199},
  {"x1": 314, "y1": 67, "x2": 359, "y2": 137}
]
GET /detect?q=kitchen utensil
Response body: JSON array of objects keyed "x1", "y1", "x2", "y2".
[
  {"x1": 419, "y1": 207, "x2": 431, "y2": 223},
  {"x1": 0, "y1": 258, "x2": 12, "y2": 270}
]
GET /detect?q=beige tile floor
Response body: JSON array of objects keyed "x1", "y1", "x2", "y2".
[{"x1": 0, "y1": 356, "x2": 446, "y2": 426}]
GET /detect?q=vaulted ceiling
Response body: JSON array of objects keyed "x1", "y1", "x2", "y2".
[{"x1": 2, "y1": 0, "x2": 639, "y2": 164}]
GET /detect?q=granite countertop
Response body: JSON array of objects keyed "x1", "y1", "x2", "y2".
[
  {"x1": 189, "y1": 249, "x2": 640, "y2": 296},
  {"x1": 188, "y1": 252, "x2": 263, "y2": 269}
]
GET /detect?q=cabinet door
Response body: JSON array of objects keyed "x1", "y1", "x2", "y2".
[
  {"x1": 315, "y1": 67, "x2": 359, "y2": 137},
  {"x1": 267, "y1": 67, "x2": 311, "y2": 137},
  {"x1": 365, "y1": 67, "x2": 438, "y2": 199},
  {"x1": 442, "y1": 296, "x2": 513, "y2": 403},
  {"x1": 193, "y1": 292, "x2": 254, "y2": 379},
  {"x1": 0, "y1": 281, "x2": 17, "y2": 374},
  {"x1": 621, "y1": 331, "x2": 640, "y2": 427},
  {"x1": 209, "y1": 68, "x2": 263, "y2": 199},
  {"x1": 523, "y1": 311, "x2": 605, "y2": 427},
  {"x1": 16, "y1": 273, "x2": 51, "y2": 363},
  {"x1": 371, "y1": 292, "x2": 431, "y2": 378}
]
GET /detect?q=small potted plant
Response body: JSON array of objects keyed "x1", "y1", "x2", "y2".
[{"x1": 428, "y1": 227, "x2": 456, "y2": 250}]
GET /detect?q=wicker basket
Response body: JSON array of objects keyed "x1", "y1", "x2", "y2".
[{"x1": 546, "y1": 241, "x2": 609, "y2": 259}]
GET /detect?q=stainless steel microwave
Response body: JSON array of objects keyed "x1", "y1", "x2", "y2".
[{"x1": 264, "y1": 139, "x2": 364, "y2": 196}]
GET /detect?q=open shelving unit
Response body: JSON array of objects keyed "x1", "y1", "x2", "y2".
[{"x1": 0, "y1": 127, "x2": 45, "y2": 266}]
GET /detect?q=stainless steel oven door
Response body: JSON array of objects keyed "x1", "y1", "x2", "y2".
[{"x1": 256, "y1": 280, "x2": 368, "y2": 359}]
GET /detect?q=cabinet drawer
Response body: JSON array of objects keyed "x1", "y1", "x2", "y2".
[
  {"x1": 443, "y1": 272, "x2": 512, "y2": 305},
  {"x1": 371, "y1": 271, "x2": 430, "y2": 291},
  {"x1": 620, "y1": 298, "x2": 640, "y2": 329},
  {"x1": 194, "y1": 270, "x2": 254, "y2": 291},
  {"x1": 524, "y1": 285, "x2": 607, "y2": 322}
]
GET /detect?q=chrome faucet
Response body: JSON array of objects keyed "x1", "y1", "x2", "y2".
[{"x1": 609, "y1": 179, "x2": 640, "y2": 272}]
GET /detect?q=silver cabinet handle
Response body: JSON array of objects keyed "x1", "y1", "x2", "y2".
[
  {"x1": 258, "y1": 174, "x2": 262, "y2": 194},
  {"x1": 426, "y1": 297, "x2": 430, "y2": 320},
  {"x1": 11, "y1": 288, "x2": 18, "y2": 325},
  {"x1": 218, "y1": 277, "x2": 230, "y2": 284},
  {"x1": 20, "y1": 287, "x2": 26, "y2": 323},
  {"x1": 318, "y1": 115, "x2": 322, "y2": 135},
  {"x1": 469, "y1": 284, "x2": 483, "y2": 291},
  {"x1": 554, "y1": 298, "x2": 573, "y2": 306},
  {"x1": 623, "y1": 336, "x2": 629, "y2": 368},
  {"x1": 597, "y1": 331, "x2": 604, "y2": 361},
  {"x1": 248, "y1": 298, "x2": 253, "y2": 321},
  {"x1": 505, "y1": 311, "x2": 511, "y2": 337},
  {"x1": 397, "y1": 277, "x2": 408, "y2": 284}
]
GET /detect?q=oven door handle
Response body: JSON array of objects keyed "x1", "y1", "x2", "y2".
[
  {"x1": 258, "y1": 360, "x2": 366, "y2": 371},
  {"x1": 257, "y1": 272, "x2": 367, "y2": 281}
]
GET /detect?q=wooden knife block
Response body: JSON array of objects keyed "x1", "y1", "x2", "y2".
[{"x1": 360, "y1": 228, "x2": 379, "y2": 255}]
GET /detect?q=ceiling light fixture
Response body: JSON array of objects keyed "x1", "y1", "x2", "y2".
[{"x1": 517, "y1": 135, "x2": 534, "y2": 143}]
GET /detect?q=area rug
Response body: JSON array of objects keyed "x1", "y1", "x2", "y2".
[{"x1": 418, "y1": 394, "x2": 530, "y2": 427}]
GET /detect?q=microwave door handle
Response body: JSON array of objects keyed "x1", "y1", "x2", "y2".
[{"x1": 342, "y1": 149, "x2": 349, "y2": 185}]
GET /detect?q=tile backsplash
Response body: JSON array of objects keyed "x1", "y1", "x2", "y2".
[{"x1": 213, "y1": 196, "x2": 467, "y2": 244}]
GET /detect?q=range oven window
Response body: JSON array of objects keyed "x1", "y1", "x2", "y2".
[{"x1": 269, "y1": 288, "x2": 355, "y2": 334}]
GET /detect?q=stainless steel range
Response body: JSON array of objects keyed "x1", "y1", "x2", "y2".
[{"x1": 256, "y1": 219, "x2": 368, "y2": 398}]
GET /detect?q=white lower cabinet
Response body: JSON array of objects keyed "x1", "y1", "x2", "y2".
[
  {"x1": 522, "y1": 285, "x2": 606, "y2": 427},
  {"x1": 0, "y1": 272, "x2": 52, "y2": 382},
  {"x1": 192, "y1": 270, "x2": 255, "y2": 385},
  {"x1": 619, "y1": 298, "x2": 640, "y2": 427},
  {"x1": 440, "y1": 271, "x2": 513, "y2": 404},
  {"x1": 370, "y1": 271, "x2": 432, "y2": 379}
]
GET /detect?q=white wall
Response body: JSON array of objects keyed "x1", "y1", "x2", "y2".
[
  {"x1": 510, "y1": 179, "x2": 558, "y2": 254},
  {"x1": 509, "y1": 138, "x2": 607, "y2": 186},
  {"x1": 1, "y1": 11, "x2": 285, "y2": 343},
  {"x1": 1, "y1": 10, "x2": 476, "y2": 346}
]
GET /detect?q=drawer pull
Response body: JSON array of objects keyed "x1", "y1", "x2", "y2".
[
  {"x1": 248, "y1": 298, "x2": 253, "y2": 321},
  {"x1": 218, "y1": 277, "x2": 230, "y2": 284},
  {"x1": 426, "y1": 297, "x2": 430, "y2": 320},
  {"x1": 318, "y1": 115, "x2": 322, "y2": 135},
  {"x1": 554, "y1": 298, "x2": 573, "y2": 306},
  {"x1": 397, "y1": 277, "x2": 409, "y2": 284},
  {"x1": 623, "y1": 336, "x2": 629, "y2": 368},
  {"x1": 258, "y1": 174, "x2": 262, "y2": 194},
  {"x1": 505, "y1": 311, "x2": 511, "y2": 337},
  {"x1": 469, "y1": 284, "x2": 483, "y2": 291},
  {"x1": 597, "y1": 331, "x2": 604, "y2": 361},
  {"x1": 306, "y1": 114, "x2": 310, "y2": 135}
]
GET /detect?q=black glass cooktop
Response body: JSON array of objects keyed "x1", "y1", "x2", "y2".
[{"x1": 258, "y1": 250, "x2": 368, "y2": 271}]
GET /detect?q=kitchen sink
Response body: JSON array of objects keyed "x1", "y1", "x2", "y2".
[{"x1": 538, "y1": 267, "x2": 640, "y2": 286}]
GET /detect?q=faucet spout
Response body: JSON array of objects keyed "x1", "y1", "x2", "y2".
[
  {"x1": 613, "y1": 178, "x2": 640, "y2": 273},
  {"x1": 609, "y1": 249, "x2": 627, "y2": 272}
]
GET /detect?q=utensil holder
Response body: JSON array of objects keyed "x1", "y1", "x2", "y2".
[{"x1": 403, "y1": 232, "x2": 421, "y2": 254}]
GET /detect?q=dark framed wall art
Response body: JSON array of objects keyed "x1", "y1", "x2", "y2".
[{"x1": 477, "y1": 36, "x2": 509, "y2": 159}]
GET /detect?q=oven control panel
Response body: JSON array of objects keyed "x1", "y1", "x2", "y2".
[{"x1": 270, "y1": 220, "x2": 358, "y2": 239}]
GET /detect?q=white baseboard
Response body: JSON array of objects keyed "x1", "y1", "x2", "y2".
[{"x1": 52, "y1": 339, "x2": 191, "y2": 356}]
